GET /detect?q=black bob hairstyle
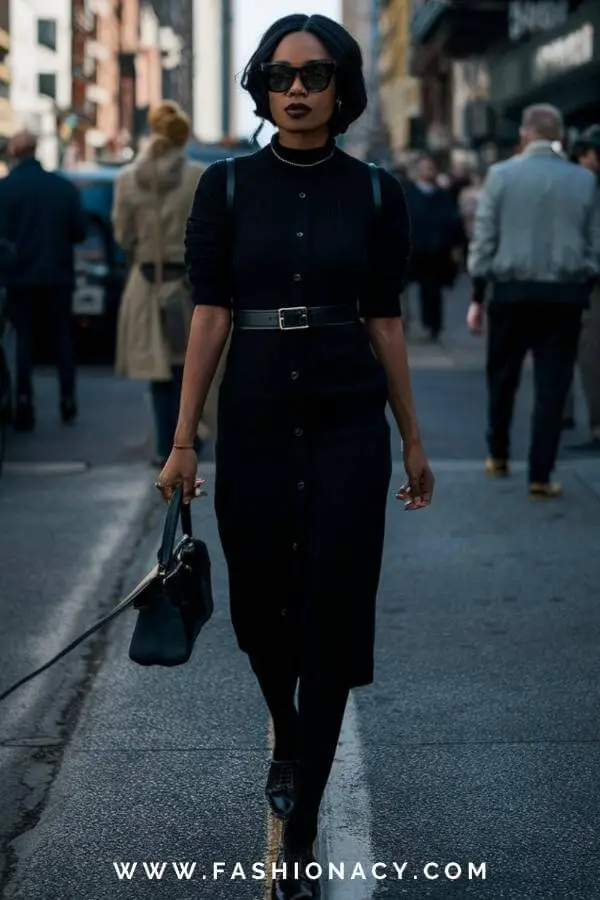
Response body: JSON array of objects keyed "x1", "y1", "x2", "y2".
[{"x1": 240, "y1": 14, "x2": 367, "y2": 138}]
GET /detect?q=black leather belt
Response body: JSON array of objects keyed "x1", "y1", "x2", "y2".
[{"x1": 233, "y1": 304, "x2": 359, "y2": 331}]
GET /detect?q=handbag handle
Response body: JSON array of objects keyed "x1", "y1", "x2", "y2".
[{"x1": 158, "y1": 485, "x2": 193, "y2": 570}]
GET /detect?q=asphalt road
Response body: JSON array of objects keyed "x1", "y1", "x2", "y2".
[{"x1": 1, "y1": 278, "x2": 599, "y2": 900}]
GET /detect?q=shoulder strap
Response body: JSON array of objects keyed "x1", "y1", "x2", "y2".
[
  {"x1": 226, "y1": 157, "x2": 235, "y2": 214},
  {"x1": 368, "y1": 162, "x2": 382, "y2": 216},
  {"x1": 149, "y1": 159, "x2": 164, "y2": 288}
]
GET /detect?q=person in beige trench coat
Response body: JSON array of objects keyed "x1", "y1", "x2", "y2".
[{"x1": 112, "y1": 101, "x2": 225, "y2": 464}]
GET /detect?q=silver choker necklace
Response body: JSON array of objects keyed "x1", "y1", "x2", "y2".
[{"x1": 270, "y1": 142, "x2": 336, "y2": 168}]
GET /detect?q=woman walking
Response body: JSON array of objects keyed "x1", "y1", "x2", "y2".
[
  {"x1": 112, "y1": 101, "x2": 210, "y2": 466},
  {"x1": 156, "y1": 14, "x2": 434, "y2": 899}
]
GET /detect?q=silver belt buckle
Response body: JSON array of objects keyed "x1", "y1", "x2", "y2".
[{"x1": 278, "y1": 306, "x2": 309, "y2": 330}]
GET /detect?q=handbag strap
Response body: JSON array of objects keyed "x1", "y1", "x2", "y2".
[
  {"x1": 0, "y1": 487, "x2": 194, "y2": 703},
  {"x1": 149, "y1": 158, "x2": 164, "y2": 288},
  {"x1": 0, "y1": 561, "x2": 160, "y2": 703},
  {"x1": 157, "y1": 484, "x2": 192, "y2": 569}
]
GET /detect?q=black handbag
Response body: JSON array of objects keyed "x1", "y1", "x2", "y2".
[
  {"x1": 129, "y1": 484, "x2": 214, "y2": 666},
  {"x1": 0, "y1": 486, "x2": 213, "y2": 703}
]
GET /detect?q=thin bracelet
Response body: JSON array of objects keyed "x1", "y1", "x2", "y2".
[{"x1": 173, "y1": 443, "x2": 194, "y2": 450}]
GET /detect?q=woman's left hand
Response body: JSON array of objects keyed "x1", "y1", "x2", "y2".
[{"x1": 397, "y1": 441, "x2": 435, "y2": 510}]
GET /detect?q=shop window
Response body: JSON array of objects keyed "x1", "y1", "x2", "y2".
[
  {"x1": 38, "y1": 73, "x2": 56, "y2": 99},
  {"x1": 37, "y1": 19, "x2": 57, "y2": 51}
]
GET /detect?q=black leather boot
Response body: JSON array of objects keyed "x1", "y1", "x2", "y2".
[
  {"x1": 266, "y1": 759, "x2": 298, "y2": 820},
  {"x1": 271, "y1": 841, "x2": 321, "y2": 900}
]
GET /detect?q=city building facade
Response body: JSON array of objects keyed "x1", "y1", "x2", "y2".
[
  {"x1": 379, "y1": 0, "x2": 421, "y2": 161},
  {"x1": 193, "y1": 0, "x2": 226, "y2": 141},
  {"x1": 342, "y1": 0, "x2": 378, "y2": 160},
  {"x1": 151, "y1": 0, "x2": 193, "y2": 122},
  {"x1": 488, "y1": 0, "x2": 600, "y2": 141},
  {"x1": 409, "y1": 1, "x2": 599, "y2": 163},
  {"x1": 9, "y1": 0, "x2": 72, "y2": 169},
  {"x1": 0, "y1": 0, "x2": 12, "y2": 156},
  {"x1": 67, "y1": 0, "x2": 161, "y2": 166}
]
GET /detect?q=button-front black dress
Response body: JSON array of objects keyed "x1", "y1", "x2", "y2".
[{"x1": 185, "y1": 136, "x2": 410, "y2": 688}]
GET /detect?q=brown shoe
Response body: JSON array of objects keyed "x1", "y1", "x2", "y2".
[
  {"x1": 529, "y1": 482, "x2": 562, "y2": 499},
  {"x1": 485, "y1": 457, "x2": 510, "y2": 477}
]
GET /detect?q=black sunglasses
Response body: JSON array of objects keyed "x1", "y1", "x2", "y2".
[{"x1": 260, "y1": 60, "x2": 336, "y2": 94}]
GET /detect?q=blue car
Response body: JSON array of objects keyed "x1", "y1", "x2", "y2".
[{"x1": 60, "y1": 166, "x2": 126, "y2": 361}]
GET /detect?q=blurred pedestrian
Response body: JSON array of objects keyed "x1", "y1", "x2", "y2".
[
  {"x1": 447, "y1": 159, "x2": 471, "y2": 203},
  {"x1": 0, "y1": 129, "x2": 87, "y2": 431},
  {"x1": 570, "y1": 125, "x2": 600, "y2": 179},
  {"x1": 155, "y1": 13, "x2": 434, "y2": 898},
  {"x1": 563, "y1": 125, "x2": 600, "y2": 451},
  {"x1": 112, "y1": 101, "x2": 211, "y2": 467},
  {"x1": 458, "y1": 168, "x2": 485, "y2": 246},
  {"x1": 467, "y1": 104, "x2": 600, "y2": 497},
  {"x1": 403, "y1": 154, "x2": 465, "y2": 340}
]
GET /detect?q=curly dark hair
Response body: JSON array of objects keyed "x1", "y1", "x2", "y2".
[{"x1": 240, "y1": 14, "x2": 367, "y2": 138}]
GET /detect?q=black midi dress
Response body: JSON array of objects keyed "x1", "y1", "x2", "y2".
[{"x1": 184, "y1": 136, "x2": 411, "y2": 689}]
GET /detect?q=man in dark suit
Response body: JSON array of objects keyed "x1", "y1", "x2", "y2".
[
  {"x1": 0, "y1": 129, "x2": 87, "y2": 431},
  {"x1": 403, "y1": 154, "x2": 464, "y2": 341}
]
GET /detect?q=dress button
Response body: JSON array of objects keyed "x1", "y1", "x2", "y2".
[
  {"x1": 294, "y1": 427, "x2": 303, "y2": 437},
  {"x1": 291, "y1": 370, "x2": 299, "y2": 380},
  {"x1": 299, "y1": 192, "x2": 306, "y2": 199},
  {"x1": 293, "y1": 273, "x2": 302, "y2": 282},
  {"x1": 297, "y1": 232, "x2": 304, "y2": 238},
  {"x1": 297, "y1": 481, "x2": 305, "y2": 491}
]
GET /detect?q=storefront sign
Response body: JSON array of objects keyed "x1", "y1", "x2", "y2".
[
  {"x1": 509, "y1": 1, "x2": 569, "y2": 42},
  {"x1": 532, "y1": 23, "x2": 594, "y2": 82}
]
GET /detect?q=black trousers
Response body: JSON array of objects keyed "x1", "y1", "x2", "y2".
[
  {"x1": 418, "y1": 281, "x2": 444, "y2": 337},
  {"x1": 486, "y1": 301, "x2": 582, "y2": 483},
  {"x1": 5, "y1": 285, "x2": 76, "y2": 402}
]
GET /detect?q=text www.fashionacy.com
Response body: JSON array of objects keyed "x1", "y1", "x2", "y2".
[{"x1": 113, "y1": 861, "x2": 487, "y2": 883}]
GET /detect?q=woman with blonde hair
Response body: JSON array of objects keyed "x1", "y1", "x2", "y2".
[{"x1": 112, "y1": 101, "x2": 209, "y2": 465}]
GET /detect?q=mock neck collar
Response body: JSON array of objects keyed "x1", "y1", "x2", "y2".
[{"x1": 270, "y1": 133, "x2": 336, "y2": 166}]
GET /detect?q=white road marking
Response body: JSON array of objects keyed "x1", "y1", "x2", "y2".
[
  {"x1": 0, "y1": 476, "x2": 150, "y2": 732},
  {"x1": 2, "y1": 461, "x2": 90, "y2": 475},
  {"x1": 319, "y1": 692, "x2": 376, "y2": 900}
]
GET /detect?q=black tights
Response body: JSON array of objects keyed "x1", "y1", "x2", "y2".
[{"x1": 249, "y1": 650, "x2": 349, "y2": 850}]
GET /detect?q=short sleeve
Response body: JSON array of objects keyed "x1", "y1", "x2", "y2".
[
  {"x1": 359, "y1": 167, "x2": 411, "y2": 318},
  {"x1": 184, "y1": 160, "x2": 232, "y2": 308}
]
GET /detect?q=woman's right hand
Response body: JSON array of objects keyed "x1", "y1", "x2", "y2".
[{"x1": 155, "y1": 448, "x2": 202, "y2": 505}]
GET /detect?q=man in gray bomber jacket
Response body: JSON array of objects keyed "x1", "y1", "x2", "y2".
[{"x1": 467, "y1": 104, "x2": 600, "y2": 499}]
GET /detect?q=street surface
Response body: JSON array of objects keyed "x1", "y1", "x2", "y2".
[{"x1": 1, "y1": 276, "x2": 599, "y2": 899}]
